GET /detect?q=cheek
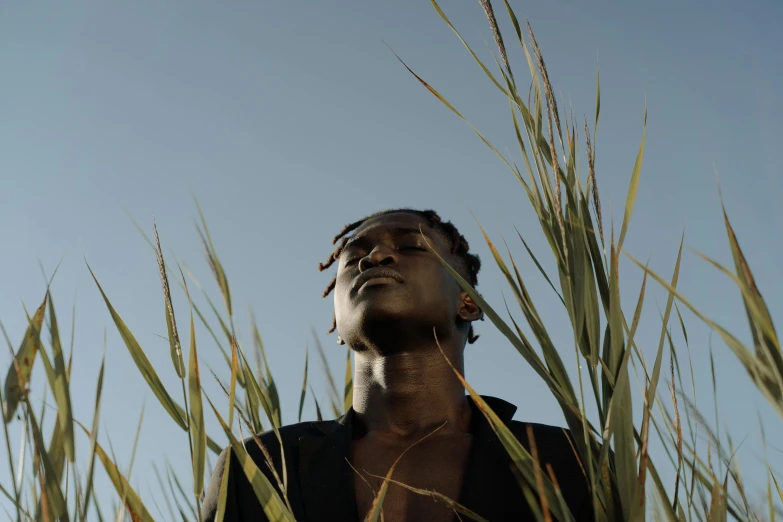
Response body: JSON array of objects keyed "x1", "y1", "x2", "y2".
[{"x1": 333, "y1": 278, "x2": 352, "y2": 319}]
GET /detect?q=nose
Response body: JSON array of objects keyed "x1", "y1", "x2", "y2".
[{"x1": 358, "y1": 245, "x2": 398, "y2": 272}]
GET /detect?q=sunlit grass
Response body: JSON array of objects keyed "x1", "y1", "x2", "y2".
[{"x1": 0, "y1": 1, "x2": 781, "y2": 520}]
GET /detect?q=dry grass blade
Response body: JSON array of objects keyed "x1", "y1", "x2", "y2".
[
  {"x1": 430, "y1": 0, "x2": 508, "y2": 95},
  {"x1": 3, "y1": 294, "x2": 47, "y2": 423},
  {"x1": 477, "y1": 0, "x2": 513, "y2": 84},
  {"x1": 526, "y1": 21, "x2": 567, "y2": 258},
  {"x1": 362, "y1": 472, "x2": 490, "y2": 522},
  {"x1": 526, "y1": 426, "x2": 552, "y2": 522},
  {"x1": 584, "y1": 119, "x2": 604, "y2": 247},
  {"x1": 363, "y1": 422, "x2": 447, "y2": 522},
  {"x1": 669, "y1": 350, "x2": 683, "y2": 511},
  {"x1": 706, "y1": 474, "x2": 728, "y2": 522},
  {"x1": 153, "y1": 218, "x2": 186, "y2": 379},
  {"x1": 343, "y1": 347, "x2": 353, "y2": 413},
  {"x1": 87, "y1": 263, "x2": 188, "y2": 430}
]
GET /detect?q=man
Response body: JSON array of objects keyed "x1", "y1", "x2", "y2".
[{"x1": 202, "y1": 209, "x2": 593, "y2": 521}]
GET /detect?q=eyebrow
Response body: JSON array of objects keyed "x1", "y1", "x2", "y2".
[{"x1": 343, "y1": 227, "x2": 433, "y2": 249}]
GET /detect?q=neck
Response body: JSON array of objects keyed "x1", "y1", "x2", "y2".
[{"x1": 350, "y1": 341, "x2": 471, "y2": 442}]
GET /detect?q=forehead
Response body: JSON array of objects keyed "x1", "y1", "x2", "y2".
[{"x1": 347, "y1": 212, "x2": 449, "y2": 248}]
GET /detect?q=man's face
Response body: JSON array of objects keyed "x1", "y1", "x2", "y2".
[{"x1": 333, "y1": 212, "x2": 469, "y2": 351}]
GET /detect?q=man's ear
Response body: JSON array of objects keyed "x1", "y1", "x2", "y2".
[{"x1": 458, "y1": 292, "x2": 482, "y2": 323}]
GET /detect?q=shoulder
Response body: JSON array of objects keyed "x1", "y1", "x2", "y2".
[
  {"x1": 247, "y1": 418, "x2": 339, "y2": 448},
  {"x1": 506, "y1": 419, "x2": 582, "y2": 468},
  {"x1": 234, "y1": 418, "x2": 342, "y2": 471}
]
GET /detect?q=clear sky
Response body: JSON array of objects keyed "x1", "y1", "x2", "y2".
[{"x1": 1, "y1": 0, "x2": 781, "y2": 517}]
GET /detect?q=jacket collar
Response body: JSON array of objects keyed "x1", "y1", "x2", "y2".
[{"x1": 297, "y1": 395, "x2": 518, "y2": 522}]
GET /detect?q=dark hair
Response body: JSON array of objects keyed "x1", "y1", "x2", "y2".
[{"x1": 318, "y1": 209, "x2": 483, "y2": 344}]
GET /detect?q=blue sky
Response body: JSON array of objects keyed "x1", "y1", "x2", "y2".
[{"x1": 1, "y1": 0, "x2": 781, "y2": 517}]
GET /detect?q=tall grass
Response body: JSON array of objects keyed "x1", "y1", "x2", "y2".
[{"x1": 1, "y1": 1, "x2": 781, "y2": 520}]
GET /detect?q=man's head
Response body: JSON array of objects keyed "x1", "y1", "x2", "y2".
[{"x1": 318, "y1": 209, "x2": 483, "y2": 352}]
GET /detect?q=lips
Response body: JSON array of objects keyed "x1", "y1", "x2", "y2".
[{"x1": 352, "y1": 267, "x2": 404, "y2": 292}]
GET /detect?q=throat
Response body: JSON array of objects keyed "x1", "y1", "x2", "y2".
[{"x1": 351, "y1": 349, "x2": 472, "y2": 440}]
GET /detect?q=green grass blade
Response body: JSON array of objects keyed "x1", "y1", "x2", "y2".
[
  {"x1": 228, "y1": 338, "x2": 238, "y2": 430},
  {"x1": 34, "y1": 335, "x2": 69, "y2": 506},
  {"x1": 87, "y1": 263, "x2": 188, "y2": 430},
  {"x1": 312, "y1": 330, "x2": 342, "y2": 418},
  {"x1": 24, "y1": 395, "x2": 69, "y2": 521},
  {"x1": 166, "y1": 459, "x2": 198, "y2": 521},
  {"x1": 434, "y1": 332, "x2": 574, "y2": 522},
  {"x1": 204, "y1": 395, "x2": 296, "y2": 522},
  {"x1": 194, "y1": 198, "x2": 233, "y2": 318},
  {"x1": 215, "y1": 450, "x2": 231, "y2": 522},
  {"x1": 617, "y1": 105, "x2": 647, "y2": 251},
  {"x1": 422, "y1": 228, "x2": 589, "y2": 429},
  {"x1": 0, "y1": 356, "x2": 22, "y2": 522},
  {"x1": 75, "y1": 420, "x2": 154, "y2": 522},
  {"x1": 608, "y1": 243, "x2": 639, "y2": 520},
  {"x1": 298, "y1": 349, "x2": 308, "y2": 423},
  {"x1": 721, "y1": 206, "x2": 782, "y2": 384},
  {"x1": 117, "y1": 402, "x2": 146, "y2": 522},
  {"x1": 3, "y1": 294, "x2": 47, "y2": 423},
  {"x1": 46, "y1": 293, "x2": 75, "y2": 463},
  {"x1": 595, "y1": 63, "x2": 601, "y2": 133},
  {"x1": 187, "y1": 303, "x2": 206, "y2": 498},
  {"x1": 626, "y1": 252, "x2": 783, "y2": 418},
  {"x1": 251, "y1": 314, "x2": 280, "y2": 427},
  {"x1": 640, "y1": 234, "x2": 685, "y2": 475},
  {"x1": 80, "y1": 355, "x2": 105, "y2": 522}
]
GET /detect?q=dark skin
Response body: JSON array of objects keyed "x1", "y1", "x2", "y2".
[{"x1": 333, "y1": 212, "x2": 483, "y2": 522}]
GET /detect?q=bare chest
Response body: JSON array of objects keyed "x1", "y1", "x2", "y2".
[{"x1": 351, "y1": 434, "x2": 473, "y2": 522}]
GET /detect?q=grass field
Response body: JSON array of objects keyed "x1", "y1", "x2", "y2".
[{"x1": 1, "y1": 1, "x2": 781, "y2": 520}]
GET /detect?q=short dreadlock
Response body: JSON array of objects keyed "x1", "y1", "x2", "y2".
[{"x1": 318, "y1": 209, "x2": 483, "y2": 344}]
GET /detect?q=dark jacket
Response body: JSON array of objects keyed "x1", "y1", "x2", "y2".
[{"x1": 201, "y1": 395, "x2": 594, "y2": 521}]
